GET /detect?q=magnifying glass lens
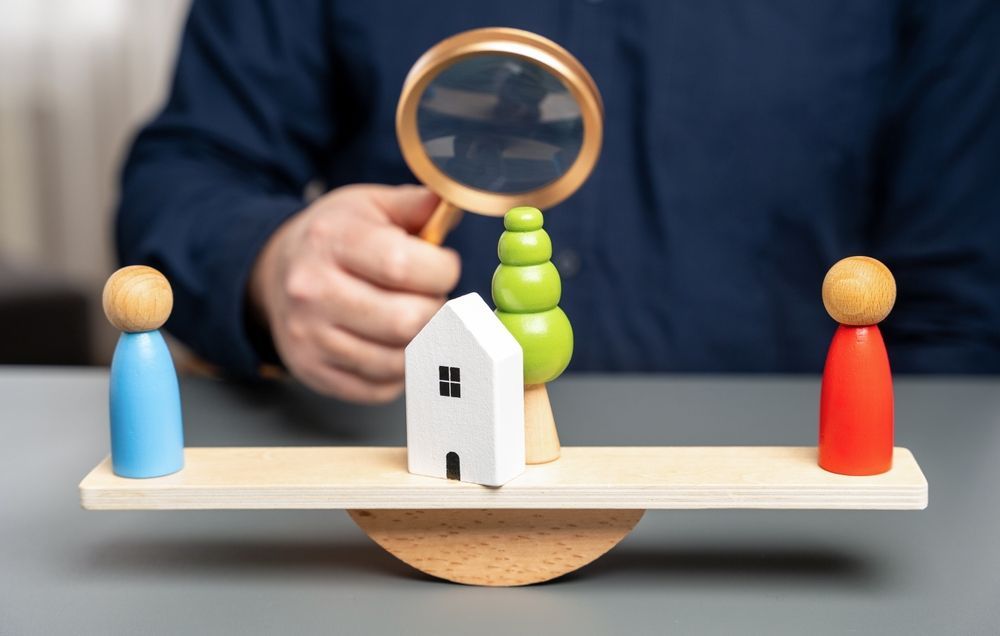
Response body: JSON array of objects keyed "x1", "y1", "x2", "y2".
[{"x1": 416, "y1": 55, "x2": 584, "y2": 194}]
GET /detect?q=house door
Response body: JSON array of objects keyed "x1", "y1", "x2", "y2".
[{"x1": 446, "y1": 452, "x2": 460, "y2": 480}]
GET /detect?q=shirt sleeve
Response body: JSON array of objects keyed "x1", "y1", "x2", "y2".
[
  {"x1": 872, "y1": 0, "x2": 1000, "y2": 372},
  {"x1": 116, "y1": 0, "x2": 335, "y2": 375}
]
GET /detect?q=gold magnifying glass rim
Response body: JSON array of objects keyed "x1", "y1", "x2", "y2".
[{"x1": 396, "y1": 27, "x2": 604, "y2": 217}]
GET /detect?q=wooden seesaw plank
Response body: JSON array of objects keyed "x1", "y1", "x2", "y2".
[{"x1": 79, "y1": 446, "x2": 927, "y2": 511}]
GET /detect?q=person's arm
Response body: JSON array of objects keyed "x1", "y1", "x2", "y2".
[
  {"x1": 118, "y1": 0, "x2": 332, "y2": 374},
  {"x1": 117, "y1": 0, "x2": 460, "y2": 401},
  {"x1": 872, "y1": 0, "x2": 1000, "y2": 372}
]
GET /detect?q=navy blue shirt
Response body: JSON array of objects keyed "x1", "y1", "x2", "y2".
[{"x1": 118, "y1": 0, "x2": 1000, "y2": 376}]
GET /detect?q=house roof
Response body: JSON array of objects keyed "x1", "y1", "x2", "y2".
[{"x1": 410, "y1": 293, "x2": 521, "y2": 360}]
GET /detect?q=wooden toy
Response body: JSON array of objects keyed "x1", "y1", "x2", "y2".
[
  {"x1": 80, "y1": 447, "x2": 928, "y2": 511},
  {"x1": 102, "y1": 266, "x2": 184, "y2": 478},
  {"x1": 819, "y1": 256, "x2": 896, "y2": 476},
  {"x1": 80, "y1": 446, "x2": 928, "y2": 585},
  {"x1": 81, "y1": 252, "x2": 929, "y2": 587},
  {"x1": 405, "y1": 293, "x2": 525, "y2": 486},
  {"x1": 493, "y1": 207, "x2": 573, "y2": 464}
]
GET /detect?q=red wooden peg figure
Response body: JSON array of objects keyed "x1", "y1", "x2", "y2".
[{"x1": 819, "y1": 256, "x2": 896, "y2": 476}]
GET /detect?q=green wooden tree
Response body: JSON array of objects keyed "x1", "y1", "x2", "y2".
[{"x1": 492, "y1": 206, "x2": 573, "y2": 463}]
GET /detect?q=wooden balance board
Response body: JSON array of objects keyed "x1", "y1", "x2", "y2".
[{"x1": 80, "y1": 446, "x2": 928, "y2": 586}]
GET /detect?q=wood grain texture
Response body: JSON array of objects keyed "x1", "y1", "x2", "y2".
[
  {"x1": 349, "y1": 508, "x2": 644, "y2": 586},
  {"x1": 524, "y1": 383, "x2": 560, "y2": 464},
  {"x1": 79, "y1": 446, "x2": 928, "y2": 511},
  {"x1": 822, "y1": 256, "x2": 896, "y2": 326},
  {"x1": 102, "y1": 265, "x2": 173, "y2": 332}
]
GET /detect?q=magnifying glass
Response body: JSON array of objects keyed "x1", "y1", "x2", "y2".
[{"x1": 396, "y1": 27, "x2": 604, "y2": 244}]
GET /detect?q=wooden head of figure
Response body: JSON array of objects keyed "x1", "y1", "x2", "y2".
[
  {"x1": 822, "y1": 256, "x2": 896, "y2": 327},
  {"x1": 103, "y1": 266, "x2": 173, "y2": 333}
]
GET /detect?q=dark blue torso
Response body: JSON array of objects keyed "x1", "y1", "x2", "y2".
[{"x1": 117, "y1": 0, "x2": 1000, "y2": 375}]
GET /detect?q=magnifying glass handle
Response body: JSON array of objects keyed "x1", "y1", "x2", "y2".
[{"x1": 418, "y1": 199, "x2": 463, "y2": 245}]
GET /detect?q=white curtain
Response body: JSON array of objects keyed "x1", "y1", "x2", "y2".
[{"x1": 0, "y1": 0, "x2": 190, "y2": 359}]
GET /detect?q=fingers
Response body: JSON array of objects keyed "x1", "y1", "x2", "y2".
[
  {"x1": 320, "y1": 268, "x2": 445, "y2": 346},
  {"x1": 315, "y1": 326, "x2": 404, "y2": 382},
  {"x1": 367, "y1": 184, "x2": 442, "y2": 234},
  {"x1": 272, "y1": 316, "x2": 405, "y2": 404},
  {"x1": 334, "y1": 222, "x2": 461, "y2": 295},
  {"x1": 264, "y1": 183, "x2": 461, "y2": 403}
]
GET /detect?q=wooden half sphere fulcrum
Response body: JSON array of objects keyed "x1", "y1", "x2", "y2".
[{"x1": 349, "y1": 509, "x2": 644, "y2": 586}]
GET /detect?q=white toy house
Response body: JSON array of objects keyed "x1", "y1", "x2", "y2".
[{"x1": 405, "y1": 293, "x2": 525, "y2": 487}]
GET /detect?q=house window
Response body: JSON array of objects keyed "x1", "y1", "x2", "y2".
[{"x1": 438, "y1": 366, "x2": 461, "y2": 398}]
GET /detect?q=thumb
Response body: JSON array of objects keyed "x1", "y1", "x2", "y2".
[{"x1": 368, "y1": 184, "x2": 442, "y2": 234}]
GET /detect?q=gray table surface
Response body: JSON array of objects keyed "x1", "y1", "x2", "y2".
[{"x1": 1, "y1": 367, "x2": 998, "y2": 635}]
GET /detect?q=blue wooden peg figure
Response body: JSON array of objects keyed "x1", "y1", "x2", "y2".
[{"x1": 102, "y1": 266, "x2": 184, "y2": 478}]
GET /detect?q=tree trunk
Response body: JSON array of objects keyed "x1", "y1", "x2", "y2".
[{"x1": 524, "y1": 383, "x2": 560, "y2": 464}]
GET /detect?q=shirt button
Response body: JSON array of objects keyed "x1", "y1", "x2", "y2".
[{"x1": 555, "y1": 249, "x2": 581, "y2": 278}]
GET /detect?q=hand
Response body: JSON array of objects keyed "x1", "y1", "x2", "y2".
[{"x1": 250, "y1": 184, "x2": 461, "y2": 403}]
